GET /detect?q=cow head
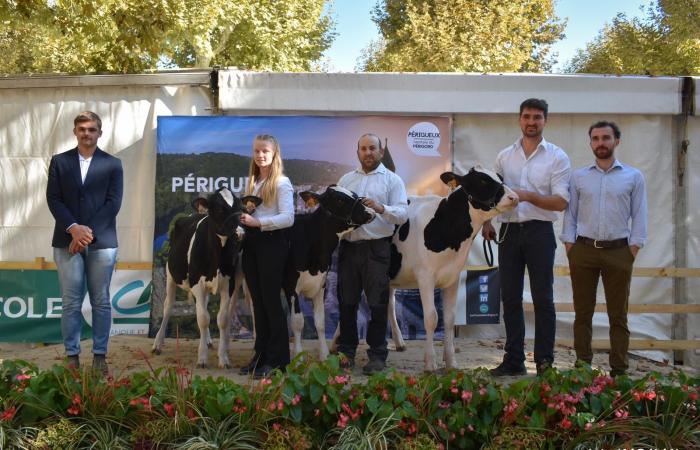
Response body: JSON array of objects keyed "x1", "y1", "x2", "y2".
[
  {"x1": 195, "y1": 188, "x2": 245, "y2": 238},
  {"x1": 440, "y1": 167, "x2": 518, "y2": 213},
  {"x1": 300, "y1": 185, "x2": 376, "y2": 227}
]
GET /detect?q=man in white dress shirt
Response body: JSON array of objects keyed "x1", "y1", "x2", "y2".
[
  {"x1": 336, "y1": 133, "x2": 408, "y2": 374},
  {"x1": 482, "y1": 98, "x2": 571, "y2": 376}
]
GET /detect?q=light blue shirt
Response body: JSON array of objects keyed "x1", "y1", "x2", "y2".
[{"x1": 561, "y1": 159, "x2": 647, "y2": 247}]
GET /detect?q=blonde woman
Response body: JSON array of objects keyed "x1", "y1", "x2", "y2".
[{"x1": 239, "y1": 134, "x2": 294, "y2": 378}]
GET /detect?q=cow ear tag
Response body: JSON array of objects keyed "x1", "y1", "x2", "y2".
[{"x1": 299, "y1": 191, "x2": 320, "y2": 208}]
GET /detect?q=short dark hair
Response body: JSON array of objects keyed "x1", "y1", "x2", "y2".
[
  {"x1": 74, "y1": 111, "x2": 102, "y2": 130},
  {"x1": 519, "y1": 98, "x2": 549, "y2": 119},
  {"x1": 357, "y1": 133, "x2": 382, "y2": 150},
  {"x1": 588, "y1": 121, "x2": 621, "y2": 139}
]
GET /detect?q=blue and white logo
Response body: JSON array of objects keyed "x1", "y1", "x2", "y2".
[
  {"x1": 479, "y1": 284, "x2": 488, "y2": 293},
  {"x1": 479, "y1": 275, "x2": 489, "y2": 283},
  {"x1": 479, "y1": 304, "x2": 489, "y2": 313},
  {"x1": 480, "y1": 294, "x2": 489, "y2": 303}
]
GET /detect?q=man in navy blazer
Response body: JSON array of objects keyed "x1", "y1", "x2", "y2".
[{"x1": 46, "y1": 111, "x2": 123, "y2": 375}]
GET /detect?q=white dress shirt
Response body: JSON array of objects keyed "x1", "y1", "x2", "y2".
[
  {"x1": 338, "y1": 163, "x2": 408, "y2": 241},
  {"x1": 79, "y1": 154, "x2": 92, "y2": 183},
  {"x1": 495, "y1": 137, "x2": 571, "y2": 223},
  {"x1": 252, "y1": 176, "x2": 294, "y2": 231}
]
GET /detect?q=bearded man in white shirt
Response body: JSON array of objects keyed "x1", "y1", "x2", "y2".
[
  {"x1": 482, "y1": 98, "x2": 571, "y2": 377},
  {"x1": 336, "y1": 133, "x2": 408, "y2": 374}
]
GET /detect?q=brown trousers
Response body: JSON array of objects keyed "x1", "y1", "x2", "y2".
[{"x1": 567, "y1": 242, "x2": 635, "y2": 372}]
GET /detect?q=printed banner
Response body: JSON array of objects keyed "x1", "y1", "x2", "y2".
[
  {"x1": 0, "y1": 270, "x2": 152, "y2": 342},
  {"x1": 154, "y1": 115, "x2": 452, "y2": 340},
  {"x1": 465, "y1": 268, "x2": 501, "y2": 324}
]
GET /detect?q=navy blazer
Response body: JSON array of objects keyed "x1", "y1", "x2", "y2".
[{"x1": 46, "y1": 147, "x2": 123, "y2": 249}]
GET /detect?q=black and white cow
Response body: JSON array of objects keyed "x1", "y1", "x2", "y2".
[
  {"x1": 283, "y1": 185, "x2": 376, "y2": 360},
  {"x1": 331, "y1": 167, "x2": 518, "y2": 371},
  {"x1": 152, "y1": 188, "x2": 259, "y2": 368}
]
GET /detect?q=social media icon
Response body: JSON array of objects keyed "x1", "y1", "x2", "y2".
[
  {"x1": 480, "y1": 294, "x2": 488, "y2": 303},
  {"x1": 479, "y1": 276, "x2": 488, "y2": 283},
  {"x1": 479, "y1": 285, "x2": 488, "y2": 293}
]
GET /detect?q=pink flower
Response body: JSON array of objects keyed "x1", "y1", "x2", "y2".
[
  {"x1": 291, "y1": 394, "x2": 301, "y2": 406},
  {"x1": 337, "y1": 413, "x2": 349, "y2": 428},
  {"x1": 334, "y1": 375, "x2": 349, "y2": 384},
  {"x1": 439, "y1": 401, "x2": 450, "y2": 409},
  {"x1": 72, "y1": 393, "x2": 82, "y2": 405},
  {"x1": 164, "y1": 403, "x2": 175, "y2": 417},
  {"x1": 585, "y1": 422, "x2": 593, "y2": 431},
  {"x1": 450, "y1": 387, "x2": 459, "y2": 394},
  {"x1": 260, "y1": 377, "x2": 272, "y2": 386},
  {"x1": 15, "y1": 374, "x2": 31, "y2": 382},
  {"x1": 314, "y1": 408, "x2": 320, "y2": 417},
  {"x1": 479, "y1": 387, "x2": 487, "y2": 396},
  {"x1": 461, "y1": 390, "x2": 473, "y2": 402},
  {"x1": 67, "y1": 406, "x2": 80, "y2": 415},
  {"x1": 272, "y1": 422, "x2": 281, "y2": 431}
]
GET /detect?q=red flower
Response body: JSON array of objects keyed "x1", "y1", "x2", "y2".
[
  {"x1": 689, "y1": 392, "x2": 698, "y2": 402},
  {"x1": 0, "y1": 406, "x2": 17, "y2": 422},
  {"x1": 67, "y1": 406, "x2": 80, "y2": 415},
  {"x1": 164, "y1": 403, "x2": 175, "y2": 417},
  {"x1": 72, "y1": 393, "x2": 82, "y2": 405},
  {"x1": 15, "y1": 374, "x2": 31, "y2": 382},
  {"x1": 560, "y1": 417, "x2": 572, "y2": 429}
]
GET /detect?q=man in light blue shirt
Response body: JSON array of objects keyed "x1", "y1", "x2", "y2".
[{"x1": 561, "y1": 120, "x2": 647, "y2": 377}]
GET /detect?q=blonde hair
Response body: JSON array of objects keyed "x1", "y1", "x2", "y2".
[{"x1": 246, "y1": 134, "x2": 284, "y2": 206}]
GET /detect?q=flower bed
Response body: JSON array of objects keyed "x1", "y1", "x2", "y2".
[{"x1": 1, "y1": 354, "x2": 698, "y2": 449}]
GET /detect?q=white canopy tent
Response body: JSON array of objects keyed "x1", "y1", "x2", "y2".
[{"x1": 0, "y1": 70, "x2": 696, "y2": 367}]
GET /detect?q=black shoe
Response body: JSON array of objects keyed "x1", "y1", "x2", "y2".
[
  {"x1": 610, "y1": 369, "x2": 627, "y2": 377},
  {"x1": 252, "y1": 364, "x2": 279, "y2": 379},
  {"x1": 65, "y1": 355, "x2": 80, "y2": 370},
  {"x1": 239, "y1": 355, "x2": 262, "y2": 376},
  {"x1": 536, "y1": 361, "x2": 553, "y2": 376},
  {"x1": 362, "y1": 359, "x2": 386, "y2": 375},
  {"x1": 489, "y1": 361, "x2": 527, "y2": 377},
  {"x1": 339, "y1": 354, "x2": 355, "y2": 370},
  {"x1": 92, "y1": 355, "x2": 109, "y2": 376}
]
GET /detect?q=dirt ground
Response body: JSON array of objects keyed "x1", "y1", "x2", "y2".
[{"x1": 0, "y1": 335, "x2": 694, "y2": 383}]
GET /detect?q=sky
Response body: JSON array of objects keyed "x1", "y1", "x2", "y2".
[{"x1": 323, "y1": 0, "x2": 649, "y2": 73}]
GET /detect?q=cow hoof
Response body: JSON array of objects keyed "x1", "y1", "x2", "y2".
[
  {"x1": 196, "y1": 363, "x2": 208, "y2": 369},
  {"x1": 219, "y1": 363, "x2": 231, "y2": 369},
  {"x1": 152, "y1": 348, "x2": 162, "y2": 355},
  {"x1": 207, "y1": 342, "x2": 214, "y2": 349},
  {"x1": 395, "y1": 345, "x2": 407, "y2": 352}
]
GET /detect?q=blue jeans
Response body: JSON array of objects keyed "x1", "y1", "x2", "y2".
[
  {"x1": 498, "y1": 220, "x2": 556, "y2": 366},
  {"x1": 54, "y1": 246, "x2": 117, "y2": 356}
]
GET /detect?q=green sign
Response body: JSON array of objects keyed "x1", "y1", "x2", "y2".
[{"x1": 0, "y1": 270, "x2": 151, "y2": 343}]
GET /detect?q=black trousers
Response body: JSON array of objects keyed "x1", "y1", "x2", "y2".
[
  {"x1": 499, "y1": 220, "x2": 557, "y2": 366},
  {"x1": 242, "y1": 229, "x2": 290, "y2": 369},
  {"x1": 337, "y1": 239, "x2": 391, "y2": 361}
]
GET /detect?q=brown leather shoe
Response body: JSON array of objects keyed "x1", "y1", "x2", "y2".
[
  {"x1": 92, "y1": 355, "x2": 109, "y2": 376},
  {"x1": 65, "y1": 355, "x2": 80, "y2": 370}
]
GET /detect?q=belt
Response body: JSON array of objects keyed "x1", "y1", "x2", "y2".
[{"x1": 576, "y1": 236, "x2": 628, "y2": 249}]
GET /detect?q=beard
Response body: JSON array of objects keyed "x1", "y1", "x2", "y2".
[{"x1": 594, "y1": 146, "x2": 614, "y2": 160}]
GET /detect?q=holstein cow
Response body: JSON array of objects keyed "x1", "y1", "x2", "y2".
[
  {"x1": 152, "y1": 188, "x2": 260, "y2": 368},
  {"x1": 332, "y1": 167, "x2": 518, "y2": 371},
  {"x1": 283, "y1": 185, "x2": 376, "y2": 360}
]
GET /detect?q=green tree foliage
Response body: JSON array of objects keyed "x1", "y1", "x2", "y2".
[
  {"x1": 358, "y1": 0, "x2": 565, "y2": 72},
  {"x1": 0, "y1": 0, "x2": 335, "y2": 74},
  {"x1": 567, "y1": 0, "x2": 700, "y2": 75}
]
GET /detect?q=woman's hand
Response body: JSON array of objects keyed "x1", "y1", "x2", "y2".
[{"x1": 240, "y1": 213, "x2": 261, "y2": 228}]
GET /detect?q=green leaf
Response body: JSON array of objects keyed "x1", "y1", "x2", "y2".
[{"x1": 310, "y1": 382, "x2": 323, "y2": 404}]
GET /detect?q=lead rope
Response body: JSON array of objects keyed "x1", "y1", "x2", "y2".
[{"x1": 482, "y1": 221, "x2": 510, "y2": 267}]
